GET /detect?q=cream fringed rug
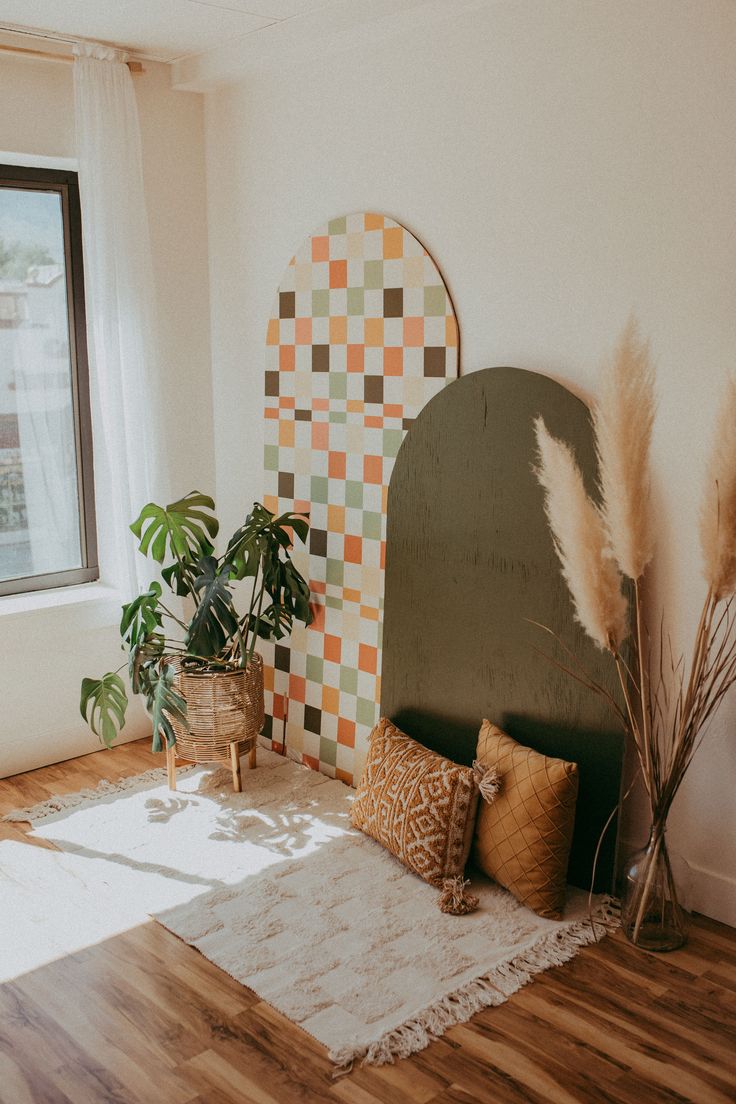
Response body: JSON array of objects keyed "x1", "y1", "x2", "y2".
[{"x1": 3, "y1": 750, "x2": 616, "y2": 1067}]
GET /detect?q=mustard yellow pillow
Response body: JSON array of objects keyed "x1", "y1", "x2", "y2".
[
  {"x1": 473, "y1": 720, "x2": 579, "y2": 920},
  {"x1": 351, "y1": 717, "x2": 480, "y2": 887}
]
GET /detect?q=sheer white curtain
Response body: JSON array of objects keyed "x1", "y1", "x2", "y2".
[{"x1": 73, "y1": 42, "x2": 168, "y2": 597}]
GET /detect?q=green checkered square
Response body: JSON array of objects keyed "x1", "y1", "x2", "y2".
[
  {"x1": 325, "y1": 595, "x2": 342, "y2": 610},
  {"x1": 362, "y1": 511, "x2": 382, "y2": 540},
  {"x1": 326, "y1": 558, "x2": 344, "y2": 586},
  {"x1": 339, "y1": 665, "x2": 358, "y2": 695},
  {"x1": 319, "y1": 736, "x2": 337, "y2": 766},
  {"x1": 312, "y1": 289, "x2": 330, "y2": 317},
  {"x1": 347, "y1": 287, "x2": 365, "y2": 315},
  {"x1": 306, "y1": 655, "x2": 324, "y2": 683},
  {"x1": 382, "y1": 429, "x2": 403, "y2": 458},
  {"x1": 311, "y1": 475, "x2": 329, "y2": 503},
  {"x1": 329, "y1": 372, "x2": 347, "y2": 399},
  {"x1": 424, "y1": 285, "x2": 447, "y2": 316},
  {"x1": 345, "y1": 480, "x2": 364, "y2": 508},
  {"x1": 264, "y1": 444, "x2": 279, "y2": 471},
  {"x1": 357, "y1": 697, "x2": 378, "y2": 727},
  {"x1": 364, "y1": 260, "x2": 383, "y2": 290},
  {"x1": 328, "y1": 216, "x2": 347, "y2": 235},
  {"x1": 329, "y1": 410, "x2": 347, "y2": 424}
]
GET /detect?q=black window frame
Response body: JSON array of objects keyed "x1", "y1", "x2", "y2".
[{"x1": 0, "y1": 164, "x2": 98, "y2": 597}]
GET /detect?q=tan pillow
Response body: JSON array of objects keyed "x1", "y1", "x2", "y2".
[
  {"x1": 351, "y1": 717, "x2": 480, "y2": 887},
  {"x1": 473, "y1": 720, "x2": 578, "y2": 920}
]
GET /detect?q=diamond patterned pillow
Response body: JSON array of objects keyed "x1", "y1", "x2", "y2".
[
  {"x1": 351, "y1": 717, "x2": 480, "y2": 887},
  {"x1": 473, "y1": 720, "x2": 579, "y2": 920}
]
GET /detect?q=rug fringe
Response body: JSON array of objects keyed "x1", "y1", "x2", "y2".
[
  {"x1": 329, "y1": 896, "x2": 620, "y2": 1071},
  {"x1": 2, "y1": 765, "x2": 196, "y2": 824}
]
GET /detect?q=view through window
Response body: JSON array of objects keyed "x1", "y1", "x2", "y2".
[{"x1": 0, "y1": 166, "x2": 97, "y2": 595}]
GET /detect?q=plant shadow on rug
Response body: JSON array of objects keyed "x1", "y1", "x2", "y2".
[{"x1": 4, "y1": 750, "x2": 617, "y2": 1068}]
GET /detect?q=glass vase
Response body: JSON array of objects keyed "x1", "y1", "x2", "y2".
[{"x1": 621, "y1": 826, "x2": 689, "y2": 952}]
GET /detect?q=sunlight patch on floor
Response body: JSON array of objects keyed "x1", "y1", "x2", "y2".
[{"x1": 0, "y1": 763, "x2": 349, "y2": 984}]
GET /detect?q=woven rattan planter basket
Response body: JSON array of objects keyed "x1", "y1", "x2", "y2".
[{"x1": 166, "y1": 653, "x2": 264, "y2": 792}]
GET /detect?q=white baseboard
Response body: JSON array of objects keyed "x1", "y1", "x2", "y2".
[{"x1": 686, "y1": 863, "x2": 736, "y2": 928}]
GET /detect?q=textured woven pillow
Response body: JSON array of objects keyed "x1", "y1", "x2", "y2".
[
  {"x1": 351, "y1": 718, "x2": 480, "y2": 890},
  {"x1": 473, "y1": 720, "x2": 579, "y2": 920}
]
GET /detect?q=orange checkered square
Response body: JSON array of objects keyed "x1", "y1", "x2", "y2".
[
  {"x1": 363, "y1": 455, "x2": 383, "y2": 484},
  {"x1": 338, "y1": 717, "x2": 356, "y2": 748},
  {"x1": 327, "y1": 504, "x2": 345, "y2": 532},
  {"x1": 329, "y1": 260, "x2": 347, "y2": 288},
  {"x1": 288, "y1": 675, "x2": 306, "y2": 703},
  {"x1": 383, "y1": 227, "x2": 403, "y2": 259},
  {"x1": 279, "y1": 345, "x2": 295, "y2": 372},
  {"x1": 308, "y1": 601, "x2": 325, "y2": 633},
  {"x1": 344, "y1": 535, "x2": 362, "y2": 564},
  {"x1": 359, "y1": 643, "x2": 378, "y2": 674},
  {"x1": 384, "y1": 347, "x2": 403, "y2": 375},
  {"x1": 312, "y1": 236, "x2": 329, "y2": 262},
  {"x1": 347, "y1": 345, "x2": 365, "y2": 372},
  {"x1": 330, "y1": 316, "x2": 347, "y2": 344},
  {"x1": 403, "y1": 317, "x2": 424, "y2": 347},
  {"x1": 295, "y1": 317, "x2": 313, "y2": 344},
  {"x1": 365, "y1": 318, "x2": 384, "y2": 347},
  {"x1": 322, "y1": 685, "x2": 340, "y2": 714},
  {"x1": 328, "y1": 451, "x2": 346, "y2": 479},
  {"x1": 311, "y1": 422, "x2": 329, "y2": 450}
]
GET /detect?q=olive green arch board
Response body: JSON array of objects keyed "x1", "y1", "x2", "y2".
[{"x1": 381, "y1": 366, "x2": 626, "y2": 893}]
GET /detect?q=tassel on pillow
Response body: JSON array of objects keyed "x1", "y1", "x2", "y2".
[
  {"x1": 435, "y1": 766, "x2": 499, "y2": 915},
  {"x1": 473, "y1": 760, "x2": 500, "y2": 802},
  {"x1": 437, "y1": 876, "x2": 479, "y2": 915}
]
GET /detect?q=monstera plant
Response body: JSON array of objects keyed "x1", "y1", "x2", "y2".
[{"x1": 80, "y1": 494, "x2": 312, "y2": 752}]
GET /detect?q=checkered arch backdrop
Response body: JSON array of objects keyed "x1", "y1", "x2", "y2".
[{"x1": 261, "y1": 212, "x2": 458, "y2": 784}]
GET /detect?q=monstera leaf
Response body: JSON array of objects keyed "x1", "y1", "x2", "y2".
[
  {"x1": 250, "y1": 558, "x2": 312, "y2": 642},
  {"x1": 224, "y1": 504, "x2": 309, "y2": 580},
  {"x1": 120, "y1": 582, "x2": 163, "y2": 647},
  {"x1": 185, "y1": 556, "x2": 240, "y2": 658},
  {"x1": 120, "y1": 583, "x2": 166, "y2": 692},
  {"x1": 128, "y1": 639, "x2": 165, "y2": 694},
  {"x1": 161, "y1": 539, "x2": 214, "y2": 597},
  {"x1": 130, "y1": 492, "x2": 218, "y2": 565},
  {"x1": 145, "y1": 663, "x2": 188, "y2": 752},
  {"x1": 80, "y1": 673, "x2": 128, "y2": 748}
]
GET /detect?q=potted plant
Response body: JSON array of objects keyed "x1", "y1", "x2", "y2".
[{"x1": 80, "y1": 493, "x2": 312, "y2": 790}]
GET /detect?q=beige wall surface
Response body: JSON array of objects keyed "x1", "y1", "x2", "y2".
[
  {"x1": 0, "y1": 55, "x2": 213, "y2": 775},
  {"x1": 202, "y1": 0, "x2": 736, "y2": 923}
]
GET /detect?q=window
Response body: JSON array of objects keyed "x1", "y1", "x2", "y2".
[{"x1": 0, "y1": 165, "x2": 97, "y2": 596}]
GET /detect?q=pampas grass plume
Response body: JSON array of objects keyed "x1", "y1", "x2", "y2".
[
  {"x1": 700, "y1": 375, "x2": 736, "y2": 599},
  {"x1": 593, "y1": 319, "x2": 656, "y2": 581},
  {"x1": 534, "y1": 417, "x2": 628, "y2": 651}
]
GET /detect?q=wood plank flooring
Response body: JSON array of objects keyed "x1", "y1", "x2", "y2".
[{"x1": 0, "y1": 740, "x2": 734, "y2": 1104}]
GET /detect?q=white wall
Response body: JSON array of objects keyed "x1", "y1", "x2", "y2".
[
  {"x1": 202, "y1": 0, "x2": 736, "y2": 923},
  {"x1": 0, "y1": 55, "x2": 213, "y2": 776}
]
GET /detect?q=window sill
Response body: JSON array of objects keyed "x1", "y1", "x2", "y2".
[{"x1": 0, "y1": 581, "x2": 123, "y2": 623}]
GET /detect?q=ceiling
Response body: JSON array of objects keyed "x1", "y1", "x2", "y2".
[{"x1": 0, "y1": 0, "x2": 328, "y2": 63}]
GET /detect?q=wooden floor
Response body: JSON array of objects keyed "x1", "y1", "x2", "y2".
[{"x1": 1, "y1": 741, "x2": 735, "y2": 1104}]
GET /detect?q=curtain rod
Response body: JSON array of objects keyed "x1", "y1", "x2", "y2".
[{"x1": 0, "y1": 27, "x2": 144, "y2": 71}]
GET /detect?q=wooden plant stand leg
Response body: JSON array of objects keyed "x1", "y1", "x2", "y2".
[
  {"x1": 166, "y1": 744, "x2": 177, "y2": 791},
  {"x1": 249, "y1": 744, "x2": 257, "y2": 770},
  {"x1": 230, "y1": 742, "x2": 243, "y2": 792}
]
